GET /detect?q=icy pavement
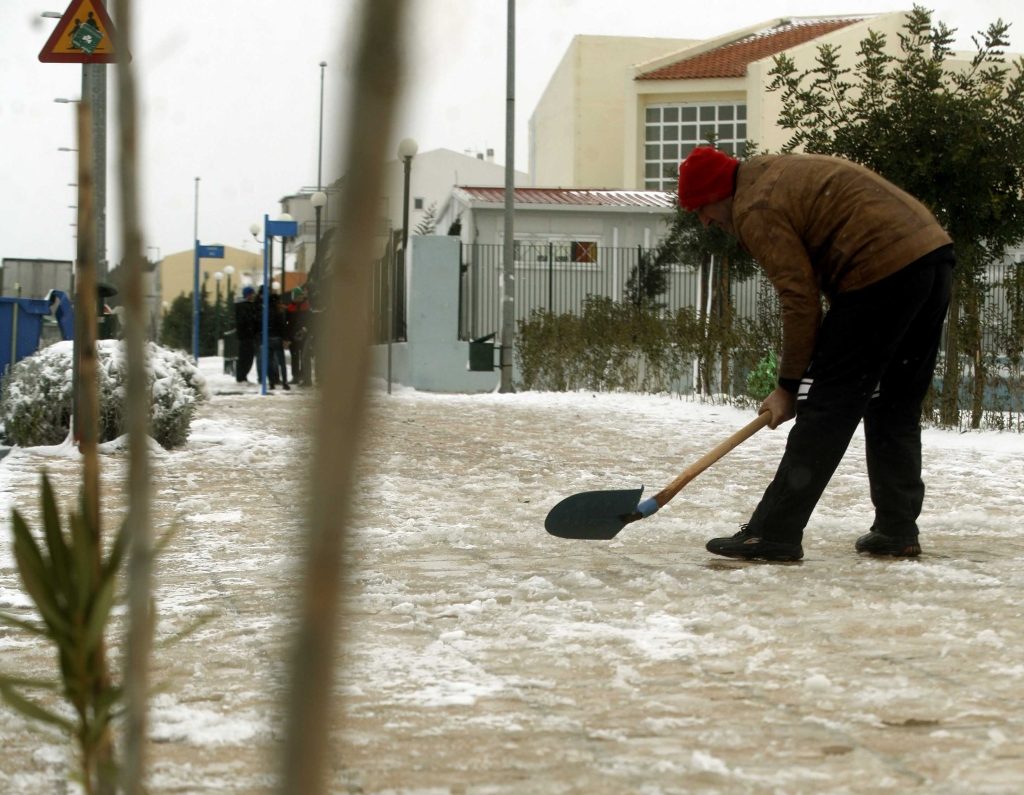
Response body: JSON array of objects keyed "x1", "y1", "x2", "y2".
[{"x1": 1, "y1": 360, "x2": 1023, "y2": 793}]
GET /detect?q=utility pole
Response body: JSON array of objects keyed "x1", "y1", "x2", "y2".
[{"x1": 499, "y1": 0, "x2": 516, "y2": 392}]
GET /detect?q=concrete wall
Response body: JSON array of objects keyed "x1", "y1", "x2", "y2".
[
  {"x1": 371, "y1": 235, "x2": 500, "y2": 393},
  {"x1": 530, "y1": 35, "x2": 697, "y2": 189}
]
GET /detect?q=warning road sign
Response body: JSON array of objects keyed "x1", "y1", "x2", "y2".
[{"x1": 39, "y1": 0, "x2": 128, "y2": 64}]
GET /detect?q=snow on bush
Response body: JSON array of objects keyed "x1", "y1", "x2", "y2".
[{"x1": 0, "y1": 340, "x2": 209, "y2": 449}]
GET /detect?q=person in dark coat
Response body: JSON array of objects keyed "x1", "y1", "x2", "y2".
[
  {"x1": 265, "y1": 286, "x2": 289, "y2": 390},
  {"x1": 285, "y1": 286, "x2": 311, "y2": 385},
  {"x1": 234, "y1": 286, "x2": 260, "y2": 383},
  {"x1": 676, "y1": 146, "x2": 954, "y2": 562}
]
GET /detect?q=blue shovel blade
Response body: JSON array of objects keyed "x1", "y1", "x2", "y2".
[{"x1": 544, "y1": 487, "x2": 644, "y2": 540}]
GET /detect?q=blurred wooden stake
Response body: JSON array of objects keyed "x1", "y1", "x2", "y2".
[
  {"x1": 75, "y1": 97, "x2": 116, "y2": 795},
  {"x1": 279, "y1": 1, "x2": 406, "y2": 793},
  {"x1": 112, "y1": 0, "x2": 154, "y2": 792}
]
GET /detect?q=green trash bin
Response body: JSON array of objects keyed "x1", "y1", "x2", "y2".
[{"x1": 468, "y1": 333, "x2": 495, "y2": 372}]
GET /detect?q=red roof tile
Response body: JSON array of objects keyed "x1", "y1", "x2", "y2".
[
  {"x1": 638, "y1": 17, "x2": 866, "y2": 80},
  {"x1": 457, "y1": 187, "x2": 674, "y2": 209}
]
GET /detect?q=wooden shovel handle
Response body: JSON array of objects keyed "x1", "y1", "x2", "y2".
[{"x1": 651, "y1": 412, "x2": 771, "y2": 510}]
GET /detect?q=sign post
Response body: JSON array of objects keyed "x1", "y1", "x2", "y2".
[
  {"x1": 260, "y1": 217, "x2": 299, "y2": 395},
  {"x1": 193, "y1": 243, "x2": 225, "y2": 363}
]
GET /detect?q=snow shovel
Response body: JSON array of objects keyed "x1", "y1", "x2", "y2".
[{"x1": 544, "y1": 412, "x2": 771, "y2": 540}]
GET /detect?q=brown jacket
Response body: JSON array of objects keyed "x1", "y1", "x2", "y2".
[{"x1": 732, "y1": 154, "x2": 952, "y2": 382}]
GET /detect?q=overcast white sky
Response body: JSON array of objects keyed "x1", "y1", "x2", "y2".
[{"x1": 1, "y1": 0, "x2": 1022, "y2": 267}]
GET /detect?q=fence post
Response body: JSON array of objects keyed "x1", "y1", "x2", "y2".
[{"x1": 547, "y1": 241, "x2": 553, "y2": 312}]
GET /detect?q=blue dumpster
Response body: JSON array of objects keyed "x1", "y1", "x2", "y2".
[{"x1": 0, "y1": 297, "x2": 54, "y2": 374}]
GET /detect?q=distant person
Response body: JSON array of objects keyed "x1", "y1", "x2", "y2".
[
  {"x1": 234, "y1": 286, "x2": 260, "y2": 384},
  {"x1": 676, "y1": 146, "x2": 954, "y2": 562},
  {"x1": 262, "y1": 285, "x2": 289, "y2": 391},
  {"x1": 285, "y1": 286, "x2": 311, "y2": 386}
]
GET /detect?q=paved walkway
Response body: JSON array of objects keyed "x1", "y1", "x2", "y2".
[{"x1": 0, "y1": 373, "x2": 1022, "y2": 793}]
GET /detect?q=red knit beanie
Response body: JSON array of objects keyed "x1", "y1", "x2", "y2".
[{"x1": 677, "y1": 146, "x2": 739, "y2": 211}]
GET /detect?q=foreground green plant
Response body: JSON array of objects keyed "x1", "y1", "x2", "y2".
[
  {"x1": 745, "y1": 352, "x2": 778, "y2": 401},
  {"x1": 0, "y1": 474, "x2": 126, "y2": 794}
]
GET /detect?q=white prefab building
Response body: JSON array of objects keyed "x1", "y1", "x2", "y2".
[{"x1": 438, "y1": 186, "x2": 676, "y2": 251}]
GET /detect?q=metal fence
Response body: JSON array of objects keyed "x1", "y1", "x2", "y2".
[
  {"x1": 456, "y1": 243, "x2": 1024, "y2": 353},
  {"x1": 370, "y1": 231, "x2": 405, "y2": 345},
  {"x1": 458, "y1": 242, "x2": 766, "y2": 340},
  {"x1": 366, "y1": 239, "x2": 1022, "y2": 359}
]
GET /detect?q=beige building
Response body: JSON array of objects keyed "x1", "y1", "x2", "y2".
[
  {"x1": 158, "y1": 245, "x2": 260, "y2": 309},
  {"x1": 528, "y1": 35, "x2": 698, "y2": 188},
  {"x1": 530, "y1": 14, "x2": 910, "y2": 190}
]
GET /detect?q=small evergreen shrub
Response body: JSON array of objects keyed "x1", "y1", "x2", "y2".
[
  {"x1": 0, "y1": 340, "x2": 208, "y2": 449},
  {"x1": 745, "y1": 352, "x2": 778, "y2": 401}
]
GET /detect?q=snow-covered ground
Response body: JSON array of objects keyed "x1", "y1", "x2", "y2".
[{"x1": 1, "y1": 359, "x2": 1023, "y2": 793}]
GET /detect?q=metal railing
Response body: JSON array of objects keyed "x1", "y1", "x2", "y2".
[
  {"x1": 457, "y1": 242, "x2": 767, "y2": 340},
  {"x1": 456, "y1": 243, "x2": 1024, "y2": 355},
  {"x1": 365, "y1": 239, "x2": 1022, "y2": 362}
]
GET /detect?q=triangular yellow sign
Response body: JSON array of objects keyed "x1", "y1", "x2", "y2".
[{"x1": 39, "y1": 0, "x2": 128, "y2": 64}]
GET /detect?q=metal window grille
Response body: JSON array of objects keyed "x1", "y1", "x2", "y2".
[{"x1": 644, "y1": 102, "x2": 748, "y2": 191}]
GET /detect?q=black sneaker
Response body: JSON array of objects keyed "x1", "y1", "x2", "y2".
[
  {"x1": 706, "y1": 526, "x2": 803, "y2": 561},
  {"x1": 855, "y1": 531, "x2": 921, "y2": 557}
]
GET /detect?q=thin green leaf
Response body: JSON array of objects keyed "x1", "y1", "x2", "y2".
[
  {"x1": 40, "y1": 474, "x2": 73, "y2": 603},
  {"x1": 0, "y1": 674, "x2": 60, "y2": 692},
  {"x1": 102, "y1": 519, "x2": 129, "y2": 582},
  {"x1": 69, "y1": 510, "x2": 95, "y2": 609},
  {"x1": 11, "y1": 521, "x2": 71, "y2": 641},
  {"x1": 85, "y1": 688, "x2": 121, "y2": 743},
  {"x1": 83, "y1": 572, "x2": 118, "y2": 656},
  {"x1": 11, "y1": 510, "x2": 51, "y2": 588},
  {"x1": 0, "y1": 684, "x2": 75, "y2": 733},
  {"x1": 157, "y1": 611, "x2": 217, "y2": 649},
  {"x1": 154, "y1": 522, "x2": 181, "y2": 558},
  {"x1": 0, "y1": 610, "x2": 48, "y2": 637}
]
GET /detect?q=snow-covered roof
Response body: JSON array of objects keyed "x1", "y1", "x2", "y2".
[{"x1": 454, "y1": 186, "x2": 675, "y2": 210}]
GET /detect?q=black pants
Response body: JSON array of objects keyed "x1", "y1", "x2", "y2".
[
  {"x1": 749, "y1": 246, "x2": 954, "y2": 543},
  {"x1": 236, "y1": 338, "x2": 256, "y2": 382}
]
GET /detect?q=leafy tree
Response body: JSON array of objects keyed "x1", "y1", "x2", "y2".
[
  {"x1": 624, "y1": 247, "x2": 672, "y2": 311},
  {"x1": 654, "y1": 148, "x2": 762, "y2": 394},
  {"x1": 767, "y1": 5, "x2": 1024, "y2": 426},
  {"x1": 159, "y1": 294, "x2": 192, "y2": 353}
]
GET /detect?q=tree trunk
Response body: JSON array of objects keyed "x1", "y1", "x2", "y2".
[
  {"x1": 939, "y1": 281, "x2": 961, "y2": 427},
  {"x1": 967, "y1": 288, "x2": 986, "y2": 429},
  {"x1": 717, "y1": 257, "x2": 732, "y2": 395}
]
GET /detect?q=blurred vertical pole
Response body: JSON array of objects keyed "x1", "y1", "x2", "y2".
[
  {"x1": 75, "y1": 98, "x2": 115, "y2": 794},
  {"x1": 278, "y1": 1, "x2": 406, "y2": 793},
  {"x1": 499, "y1": 0, "x2": 515, "y2": 392},
  {"x1": 192, "y1": 177, "x2": 200, "y2": 363},
  {"x1": 261, "y1": 215, "x2": 270, "y2": 395},
  {"x1": 112, "y1": 0, "x2": 154, "y2": 791},
  {"x1": 82, "y1": 62, "x2": 107, "y2": 282}
]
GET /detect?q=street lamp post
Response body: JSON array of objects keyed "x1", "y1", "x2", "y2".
[
  {"x1": 214, "y1": 271, "x2": 224, "y2": 347},
  {"x1": 391, "y1": 137, "x2": 418, "y2": 395},
  {"x1": 311, "y1": 191, "x2": 327, "y2": 273},
  {"x1": 224, "y1": 264, "x2": 235, "y2": 302},
  {"x1": 312, "y1": 60, "x2": 327, "y2": 280},
  {"x1": 277, "y1": 213, "x2": 294, "y2": 296}
]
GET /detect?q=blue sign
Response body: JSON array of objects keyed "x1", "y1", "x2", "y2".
[
  {"x1": 197, "y1": 244, "x2": 225, "y2": 259},
  {"x1": 265, "y1": 219, "x2": 298, "y2": 237}
]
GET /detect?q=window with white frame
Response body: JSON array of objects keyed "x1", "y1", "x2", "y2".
[
  {"x1": 511, "y1": 236, "x2": 602, "y2": 268},
  {"x1": 643, "y1": 103, "x2": 748, "y2": 191}
]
